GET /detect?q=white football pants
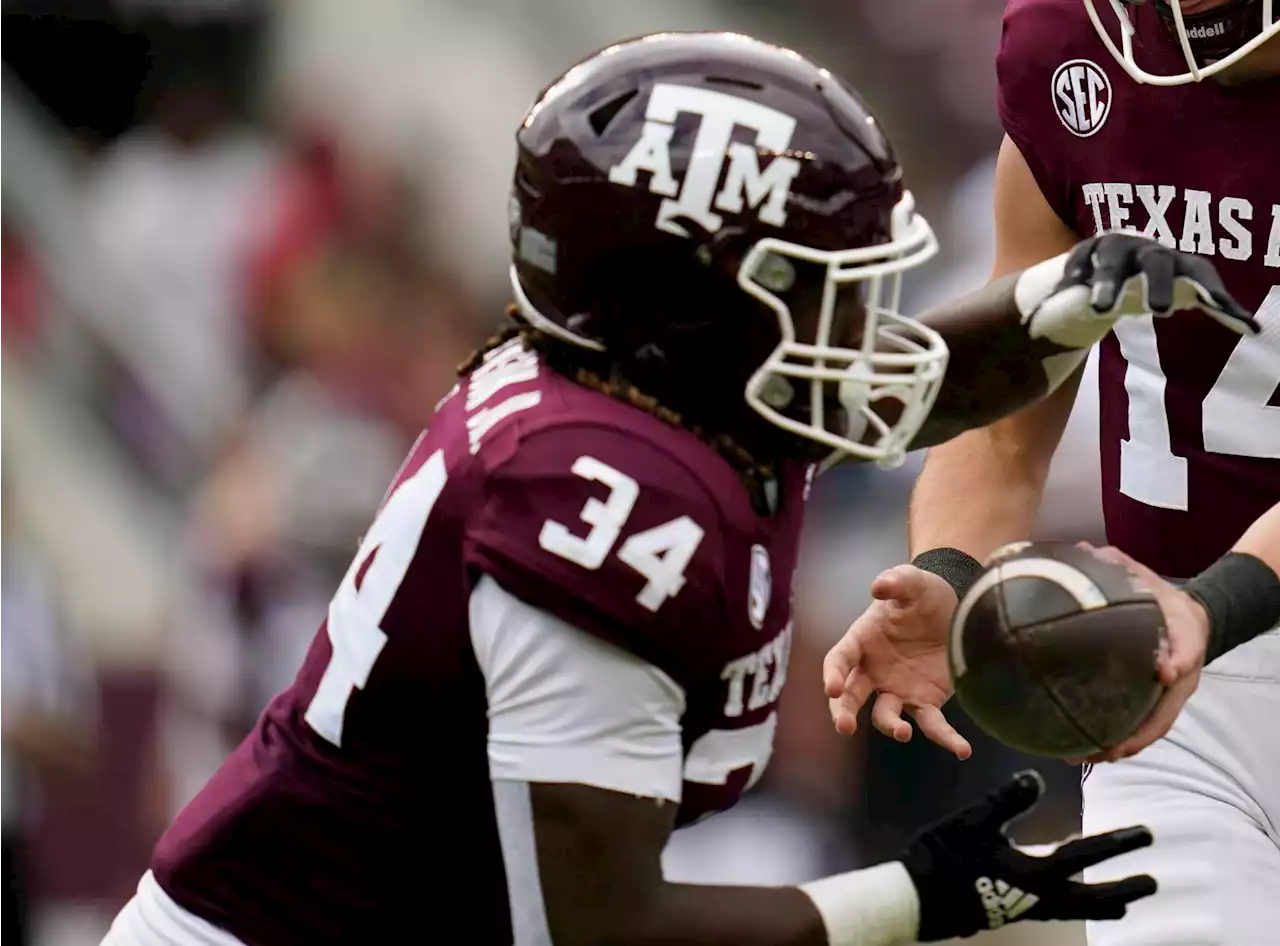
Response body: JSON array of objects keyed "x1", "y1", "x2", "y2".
[
  {"x1": 1082, "y1": 628, "x2": 1280, "y2": 946},
  {"x1": 102, "y1": 871, "x2": 247, "y2": 946}
]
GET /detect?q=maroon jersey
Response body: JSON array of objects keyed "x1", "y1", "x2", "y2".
[
  {"x1": 998, "y1": 0, "x2": 1280, "y2": 578},
  {"x1": 151, "y1": 338, "x2": 808, "y2": 945}
]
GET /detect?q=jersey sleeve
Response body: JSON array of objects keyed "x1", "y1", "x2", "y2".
[
  {"x1": 465, "y1": 421, "x2": 728, "y2": 685},
  {"x1": 996, "y1": 0, "x2": 1079, "y2": 228},
  {"x1": 469, "y1": 575, "x2": 685, "y2": 801}
]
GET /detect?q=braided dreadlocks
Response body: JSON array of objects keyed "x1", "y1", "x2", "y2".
[{"x1": 458, "y1": 308, "x2": 778, "y2": 502}]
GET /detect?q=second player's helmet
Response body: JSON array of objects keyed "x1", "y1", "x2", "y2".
[
  {"x1": 1084, "y1": 0, "x2": 1280, "y2": 85},
  {"x1": 510, "y1": 32, "x2": 944, "y2": 467}
]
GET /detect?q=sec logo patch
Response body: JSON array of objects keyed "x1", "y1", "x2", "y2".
[
  {"x1": 1051, "y1": 59, "x2": 1112, "y2": 137},
  {"x1": 748, "y1": 544, "x2": 772, "y2": 630}
]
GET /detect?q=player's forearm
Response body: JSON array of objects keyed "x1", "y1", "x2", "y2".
[
  {"x1": 908, "y1": 432, "x2": 1045, "y2": 560},
  {"x1": 532, "y1": 781, "x2": 916, "y2": 946},
  {"x1": 909, "y1": 272, "x2": 1086, "y2": 450},
  {"x1": 586, "y1": 868, "x2": 918, "y2": 946},
  {"x1": 607, "y1": 883, "x2": 828, "y2": 946},
  {"x1": 908, "y1": 398, "x2": 1077, "y2": 565}
]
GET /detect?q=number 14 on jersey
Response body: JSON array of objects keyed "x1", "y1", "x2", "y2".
[{"x1": 1116, "y1": 285, "x2": 1280, "y2": 510}]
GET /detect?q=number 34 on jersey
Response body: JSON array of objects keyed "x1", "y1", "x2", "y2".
[{"x1": 305, "y1": 448, "x2": 705, "y2": 747}]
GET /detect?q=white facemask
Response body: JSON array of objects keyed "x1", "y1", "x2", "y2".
[
  {"x1": 740, "y1": 192, "x2": 947, "y2": 469},
  {"x1": 1083, "y1": 0, "x2": 1279, "y2": 85}
]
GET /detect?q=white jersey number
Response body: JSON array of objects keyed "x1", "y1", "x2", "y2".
[
  {"x1": 306, "y1": 449, "x2": 447, "y2": 747},
  {"x1": 306, "y1": 451, "x2": 706, "y2": 747},
  {"x1": 1114, "y1": 285, "x2": 1280, "y2": 510},
  {"x1": 539, "y1": 456, "x2": 706, "y2": 612}
]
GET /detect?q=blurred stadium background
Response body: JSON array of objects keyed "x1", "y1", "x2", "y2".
[{"x1": 2, "y1": 2, "x2": 1106, "y2": 943}]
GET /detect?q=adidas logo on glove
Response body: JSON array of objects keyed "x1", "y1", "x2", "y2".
[{"x1": 975, "y1": 876, "x2": 1040, "y2": 929}]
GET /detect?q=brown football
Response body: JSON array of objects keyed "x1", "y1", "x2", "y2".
[{"x1": 948, "y1": 542, "x2": 1166, "y2": 758}]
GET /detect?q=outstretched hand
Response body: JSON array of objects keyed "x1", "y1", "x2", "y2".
[
  {"x1": 1026, "y1": 232, "x2": 1259, "y2": 345},
  {"x1": 903, "y1": 770, "x2": 1157, "y2": 941},
  {"x1": 823, "y1": 564, "x2": 972, "y2": 759}
]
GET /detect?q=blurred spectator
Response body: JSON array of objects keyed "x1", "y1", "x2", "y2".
[
  {"x1": 2, "y1": 515, "x2": 97, "y2": 946},
  {"x1": 245, "y1": 126, "x2": 485, "y2": 427},
  {"x1": 76, "y1": 54, "x2": 278, "y2": 482},
  {"x1": 154, "y1": 370, "x2": 412, "y2": 812},
  {"x1": 155, "y1": 168, "x2": 483, "y2": 814}
]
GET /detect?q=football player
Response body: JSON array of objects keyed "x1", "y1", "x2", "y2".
[
  {"x1": 824, "y1": 3, "x2": 1280, "y2": 944},
  {"x1": 103, "y1": 32, "x2": 1250, "y2": 946}
]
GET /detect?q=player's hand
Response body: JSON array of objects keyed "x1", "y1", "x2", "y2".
[
  {"x1": 902, "y1": 770, "x2": 1157, "y2": 941},
  {"x1": 1067, "y1": 542, "x2": 1209, "y2": 765},
  {"x1": 822, "y1": 564, "x2": 972, "y2": 759},
  {"x1": 1028, "y1": 233, "x2": 1259, "y2": 344}
]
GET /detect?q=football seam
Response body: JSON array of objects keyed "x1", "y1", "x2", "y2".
[
  {"x1": 995, "y1": 563, "x2": 1107, "y2": 755},
  {"x1": 1023, "y1": 601, "x2": 1165, "y2": 752}
]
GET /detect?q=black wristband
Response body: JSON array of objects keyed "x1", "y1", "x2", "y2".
[
  {"x1": 912, "y1": 547, "x2": 984, "y2": 601},
  {"x1": 1184, "y1": 552, "x2": 1280, "y2": 665}
]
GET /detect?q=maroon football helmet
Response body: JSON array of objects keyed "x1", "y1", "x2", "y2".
[
  {"x1": 509, "y1": 31, "x2": 944, "y2": 467},
  {"x1": 1085, "y1": 0, "x2": 1279, "y2": 85}
]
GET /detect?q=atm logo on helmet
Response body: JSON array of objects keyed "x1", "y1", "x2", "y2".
[
  {"x1": 1051, "y1": 59, "x2": 1112, "y2": 138},
  {"x1": 607, "y1": 83, "x2": 802, "y2": 238}
]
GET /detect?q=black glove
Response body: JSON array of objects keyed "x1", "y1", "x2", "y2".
[
  {"x1": 901, "y1": 770, "x2": 1156, "y2": 941},
  {"x1": 1056, "y1": 233, "x2": 1258, "y2": 334}
]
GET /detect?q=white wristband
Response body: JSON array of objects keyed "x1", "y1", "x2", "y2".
[{"x1": 798, "y1": 861, "x2": 920, "y2": 946}]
